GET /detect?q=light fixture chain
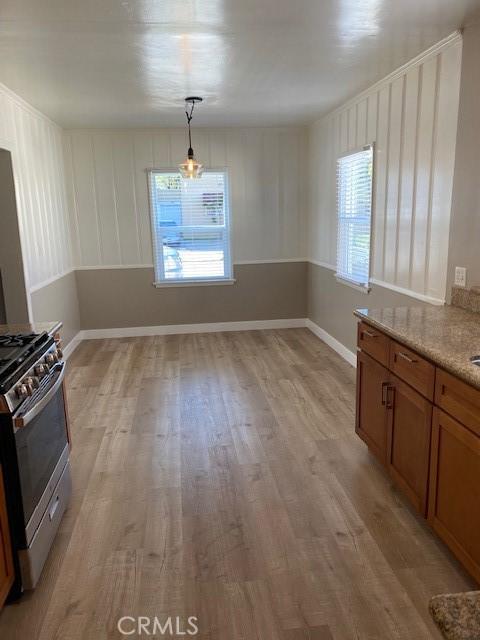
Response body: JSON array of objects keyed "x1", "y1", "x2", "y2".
[
  {"x1": 180, "y1": 97, "x2": 203, "y2": 178},
  {"x1": 185, "y1": 101, "x2": 196, "y2": 151}
]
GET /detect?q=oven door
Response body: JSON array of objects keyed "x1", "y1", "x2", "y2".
[{"x1": 12, "y1": 362, "x2": 68, "y2": 544}]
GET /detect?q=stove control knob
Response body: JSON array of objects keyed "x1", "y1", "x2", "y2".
[
  {"x1": 15, "y1": 384, "x2": 28, "y2": 399},
  {"x1": 45, "y1": 353, "x2": 56, "y2": 365},
  {"x1": 24, "y1": 376, "x2": 40, "y2": 390},
  {"x1": 34, "y1": 363, "x2": 48, "y2": 377}
]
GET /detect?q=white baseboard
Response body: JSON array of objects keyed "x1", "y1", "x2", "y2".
[
  {"x1": 305, "y1": 319, "x2": 357, "y2": 368},
  {"x1": 62, "y1": 332, "x2": 83, "y2": 360},
  {"x1": 62, "y1": 319, "x2": 357, "y2": 370},
  {"x1": 81, "y1": 318, "x2": 307, "y2": 340}
]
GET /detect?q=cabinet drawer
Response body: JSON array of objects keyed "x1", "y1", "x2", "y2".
[
  {"x1": 357, "y1": 322, "x2": 390, "y2": 366},
  {"x1": 435, "y1": 369, "x2": 480, "y2": 437},
  {"x1": 389, "y1": 340, "x2": 435, "y2": 400}
]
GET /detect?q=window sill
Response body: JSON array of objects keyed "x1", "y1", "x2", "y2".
[
  {"x1": 153, "y1": 278, "x2": 236, "y2": 288},
  {"x1": 335, "y1": 275, "x2": 371, "y2": 294}
]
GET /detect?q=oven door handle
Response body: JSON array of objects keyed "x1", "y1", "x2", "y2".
[{"x1": 13, "y1": 362, "x2": 66, "y2": 429}]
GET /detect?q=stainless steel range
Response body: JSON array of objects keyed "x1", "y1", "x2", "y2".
[{"x1": 0, "y1": 330, "x2": 71, "y2": 596}]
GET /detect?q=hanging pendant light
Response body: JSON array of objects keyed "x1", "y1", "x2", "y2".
[{"x1": 179, "y1": 96, "x2": 204, "y2": 179}]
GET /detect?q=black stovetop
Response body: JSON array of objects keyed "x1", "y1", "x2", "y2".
[{"x1": 0, "y1": 332, "x2": 52, "y2": 393}]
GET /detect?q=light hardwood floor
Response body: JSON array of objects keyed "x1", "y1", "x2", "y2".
[{"x1": 0, "y1": 329, "x2": 475, "y2": 639}]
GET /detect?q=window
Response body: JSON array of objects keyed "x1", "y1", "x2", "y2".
[
  {"x1": 336, "y1": 145, "x2": 374, "y2": 289},
  {"x1": 148, "y1": 170, "x2": 232, "y2": 285}
]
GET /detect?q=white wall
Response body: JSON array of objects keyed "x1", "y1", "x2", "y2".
[
  {"x1": 0, "y1": 83, "x2": 73, "y2": 293},
  {"x1": 447, "y1": 23, "x2": 480, "y2": 295},
  {"x1": 63, "y1": 127, "x2": 307, "y2": 268},
  {"x1": 308, "y1": 32, "x2": 462, "y2": 305}
]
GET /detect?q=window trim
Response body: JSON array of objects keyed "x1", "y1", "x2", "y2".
[
  {"x1": 334, "y1": 143, "x2": 375, "y2": 292},
  {"x1": 147, "y1": 168, "x2": 233, "y2": 287}
]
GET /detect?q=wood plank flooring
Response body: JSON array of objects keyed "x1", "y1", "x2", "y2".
[{"x1": 0, "y1": 329, "x2": 475, "y2": 639}]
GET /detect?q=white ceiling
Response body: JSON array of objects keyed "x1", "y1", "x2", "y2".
[{"x1": 0, "y1": 0, "x2": 479, "y2": 128}]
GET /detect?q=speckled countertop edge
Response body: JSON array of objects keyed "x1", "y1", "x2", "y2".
[
  {"x1": 354, "y1": 306, "x2": 480, "y2": 390},
  {"x1": 429, "y1": 591, "x2": 480, "y2": 640},
  {"x1": 0, "y1": 320, "x2": 62, "y2": 337}
]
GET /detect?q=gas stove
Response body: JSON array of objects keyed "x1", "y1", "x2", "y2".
[
  {"x1": 0, "y1": 331, "x2": 62, "y2": 413},
  {"x1": 0, "y1": 328, "x2": 70, "y2": 597}
]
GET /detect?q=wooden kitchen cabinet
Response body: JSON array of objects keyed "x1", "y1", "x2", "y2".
[
  {"x1": 387, "y1": 374, "x2": 432, "y2": 516},
  {"x1": 356, "y1": 350, "x2": 390, "y2": 465},
  {"x1": 0, "y1": 467, "x2": 14, "y2": 609},
  {"x1": 429, "y1": 408, "x2": 480, "y2": 583},
  {"x1": 356, "y1": 339, "x2": 432, "y2": 515},
  {"x1": 356, "y1": 315, "x2": 480, "y2": 583}
]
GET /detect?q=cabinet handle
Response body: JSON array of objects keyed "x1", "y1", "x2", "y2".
[
  {"x1": 362, "y1": 329, "x2": 377, "y2": 338},
  {"x1": 381, "y1": 381, "x2": 388, "y2": 405},
  {"x1": 396, "y1": 351, "x2": 417, "y2": 364},
  {"x1": 386, "y1": 385, "x2": 395, "y2": 409}
]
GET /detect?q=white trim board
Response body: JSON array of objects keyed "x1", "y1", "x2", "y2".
[
  {"x1": 76, "y1": 258, "x2": 307, "y2": 270},
  {"x1": 0, "y1": 81, "x2": 63, "y2": 130},
  {"x1": 30, "y1": 261, "x2": 445, "y2": 307},
  {"x1": 75, "y1": 318, "x2": 357, "y2": 370},
  {"x1": 368, "y1": 278, "x2": 445, "y2": 306},
  {"x1": 29, "y1": 268, "x2": 75, "y2": 293},
  {"x1": 75, "y1": 264, "x2": 154, "y2": 271},
  {"x1": 62, "y1": 332, "x2": 83, "y2": 360},
  {"x1": 30, "y1": 259, "x2": 309, "y2": 292},
  {"x1": 234, "y1": 258, "x2": 308, "y2": 265},
  {"x1": 81, "y1": 318, "x2": 307, "y2": 339},
  {"x1": 320, "y1": 30, "x2": 462, "y2": 121},
  {"x1": 308, "y1": 259, "x2": 335, "y2": 270},
  {"x1": 308, "y1": 261, "x2": 445, "y2": 306},
  {"x1": 305, "y1": 319, "x2": 357, "y2": 368}
]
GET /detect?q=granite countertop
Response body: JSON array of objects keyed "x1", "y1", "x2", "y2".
[
  {"x1": 354, "y1": 305, "x2": 480, "y2": 390},
  {"x1": 429, "y1": 591, "x2": 480, "y2": 640},
  {"x1": 0, "y1": 320, "x2": 62, "y2": 337}
]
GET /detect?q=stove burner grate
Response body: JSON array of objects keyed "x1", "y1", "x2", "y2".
[
  {"x1": 0, "y1": 331, "x2": 52, "y2": 394},
  {"x1": 0, "y1": 333, "x2": 38, "y2": 348}
]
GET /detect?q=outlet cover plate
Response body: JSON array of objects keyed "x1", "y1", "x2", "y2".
[{"x1": 455, "y1": 266, "x2": 467, "y2": 287}]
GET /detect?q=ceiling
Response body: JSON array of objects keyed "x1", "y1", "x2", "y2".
[{"x1": 0, "y1": 0, "x2": 479, "y2": 129}]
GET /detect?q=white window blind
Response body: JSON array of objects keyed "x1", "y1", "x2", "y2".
[
  {"x1": 148, "y1": 170, "x2": 232, "y2": 284},
  {"x1": 336, "y1": 145, "x2": 374, "y2": 288}
]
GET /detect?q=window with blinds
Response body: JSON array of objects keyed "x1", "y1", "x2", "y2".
[
  {"x1": 148, "y1": 170, "x2": 232, "y2": 284},
  {"x1": 336, "y1": 145, "x2": 374, "y2": 288}
]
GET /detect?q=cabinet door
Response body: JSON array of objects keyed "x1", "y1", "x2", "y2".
[
  {"x1": 356, "y1": 351, "x2": 390, "y2": 465},
  {"x1": 387, "y1": 374, "x2": 432, "y2": 516},
  {"x1": 428, "y1": 408, "x2": 480, "y2": 583},
  {"x1": 0, "y1": 467, "x2": 14, "y2": 608}
]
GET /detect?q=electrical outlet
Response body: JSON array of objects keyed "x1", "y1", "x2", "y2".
[{"x1": 454, "y1": 266, "x2": 467, "y2": 287}]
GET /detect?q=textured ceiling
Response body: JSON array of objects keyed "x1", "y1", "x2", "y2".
[{"x1": 0, "y1": 0, "x2": 479, "y2": 128}]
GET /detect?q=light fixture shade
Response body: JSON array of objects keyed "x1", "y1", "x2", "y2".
[{"x1": 179, "y1": 151, "x2": 203, "y2": 179}]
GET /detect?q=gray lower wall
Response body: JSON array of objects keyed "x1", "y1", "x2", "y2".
[
  {"x1": 30, "y1": 270, "x2": 81, "y2": 346},
  {"x1": 76, "y1": 262, "x2": 308, "y2": 329},
  {"x1": 28, "y1": 262, "x2": 428, "y2": 353},
  {"x1": 307, "y1": 263, "x2": 427, "y2": 353}
]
